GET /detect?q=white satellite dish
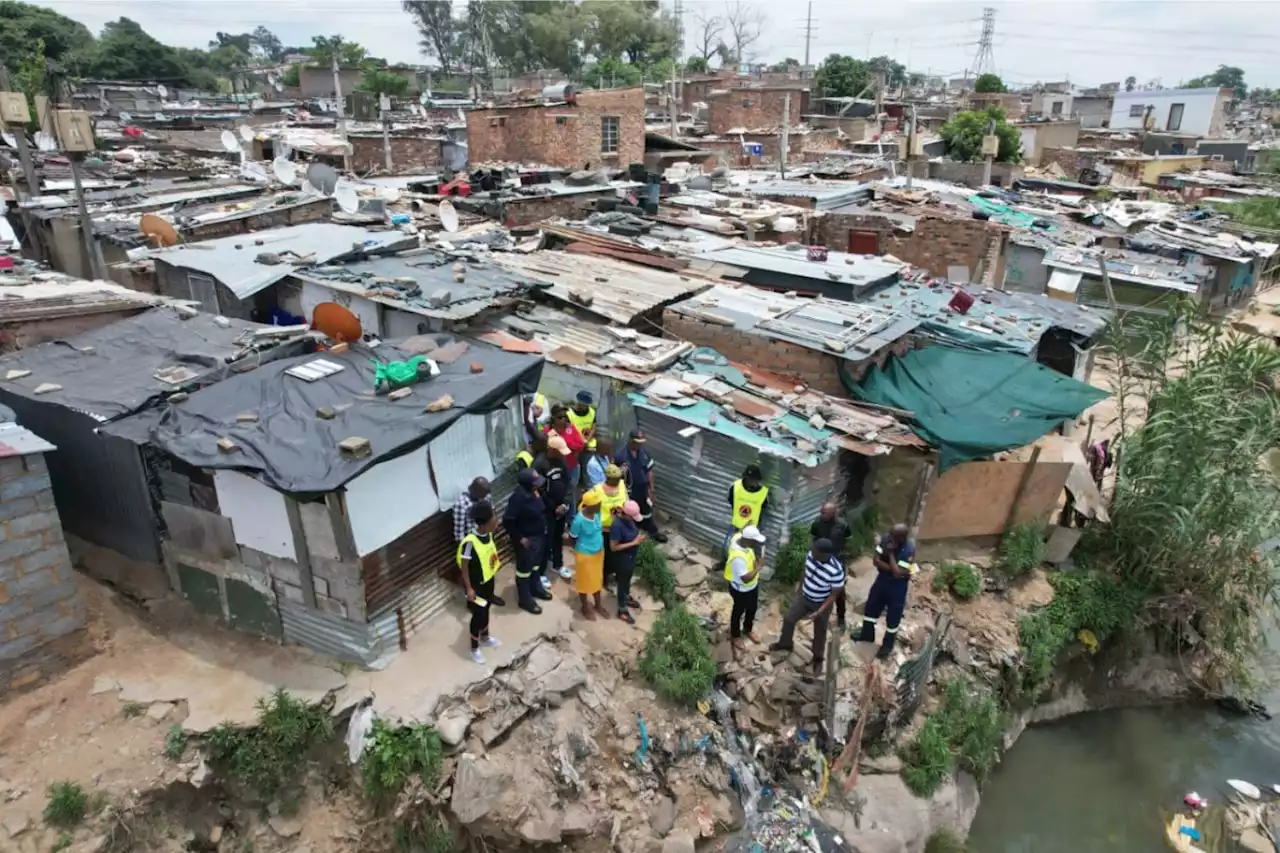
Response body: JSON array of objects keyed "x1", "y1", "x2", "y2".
[
  {"x1": 274, "y1": 82, "x2": 284, "y2": 93},
  {"x1": 306, "y1": 162, "x2": 340, "y2": 195},
  {"x1": 238, "y1": 125, "x2": 254, "y2": 142},
  {"x1": 33, "y1": 132, "x2": 56, "y2": 152},
  {"x1": 118, "y1": 110, "x2": 132, "y2": 124},
  {"x1": 275, "y1": 140, "x2": 292, "y2": 159},
  {"x1": 272, "y1": 157, "x2": 297, "y2": 185},
  {"x1": 240, "y1": 160, "x2": 269, "y2": 182},
  {"x1": 250, "y1": 98, "x2": 266, "y2": 111},
  {"x1": 418, "y1": 92, "x2": 429, "y2": 105},
  {"x1": 438, "y1": 198, "x2": 459, "y2": 233},
  {"x1": 300, "y1": 179, "x2": 319, "y2": 196},
  {"x1": 220, "y1": 130, "x2": 240, "y2": 152},
  {"x1": 157, "y1": 84, "x2": 168, "y2": 99},
  {"x1": 0, "y1": 132, "x2": 14, "y2": 149},
  {"x1": 334, "y1": 182, "x2": 359, "y2": 214}
]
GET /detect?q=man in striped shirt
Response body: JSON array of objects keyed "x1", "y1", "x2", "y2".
[{"x1": 770, "y1": 538, "x2": 844, "y2": 674}]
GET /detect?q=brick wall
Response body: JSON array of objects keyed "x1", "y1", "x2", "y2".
[
  {"x1": 682, "y1": 75, "x2": 743, "y2": 111},
  {"x1": 0, "y1": 452, "x2": 89, "y2": 694},
  {"x1": 349, "y1": 134, "x2": 444, "y2": 173},
  {"x1": 927, "y1": 160, "x2": 1025, "y2": 188},
  {"x1": 815, "y1": 212, "x2": 1002, "y2": 280},
  {"x1": 707, "y1": 87, "x2": 807, "y2": 133},
  {"x1": 1041, "y1": 147, "x2": 1086, "y2": 179},
  {"x1": 466, "y1": 87, "x2": 645, "y2": 169}
]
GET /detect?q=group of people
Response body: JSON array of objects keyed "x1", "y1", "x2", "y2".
[{"x1": 454, "y1": 391, "x2": 918, "y2": 669}]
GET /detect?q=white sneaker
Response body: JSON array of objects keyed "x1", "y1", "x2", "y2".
[
  {"x1": 540, "y1": 575, "x2": 552, "y2": 589},
  {"x1": 470, "y1": 649, "x2": 485, "y2": 664},
  {"x1": 558, "y1": 567, "x2": 573, "y2": 579},
  {"x1": 483, "y1": 636, "x2": 501, "y2": 648}
]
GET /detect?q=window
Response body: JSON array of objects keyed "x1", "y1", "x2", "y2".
[
  {"x1": 187, "y1": 273, "x2": 219, "y2": 314},
  {"x1": 1167, "y1": 102, "x2": 1185, "y2": 131},
  {"x1": 1128, "y1": 104, "x2": 1144, "y2": 118},
  {"x1": 1051, "y1": 100, "x2": 1063, "y2": 116},
  {"x1": 601, "y1": 116, "x2": 620, "y2": 154}
]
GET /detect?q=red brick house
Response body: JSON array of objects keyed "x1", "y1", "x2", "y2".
[{"x1": 465, "y1": 87, "x2": 645, "y2": 169}]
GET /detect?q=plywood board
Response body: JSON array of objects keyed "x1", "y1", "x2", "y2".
[
  {"x1": 917, "y1": 460, "x2": 1073, "y2": 540},
  {"x1": 213, "y1": 470, "x2": 297, "y2": 560},
  {"x1": 344, "y1": 445, "x2": 439, "y2": 557}
]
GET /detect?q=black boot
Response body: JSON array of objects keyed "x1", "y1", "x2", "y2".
[
  {"x1": 856, "y1": 619, "x2": 877, "y2": 643},
  {"x1": 876, "y1": 632, "x2": 897, "y2": 660}
]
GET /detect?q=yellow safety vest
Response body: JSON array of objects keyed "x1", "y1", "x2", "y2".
[
  {"x1": 515, "y1": 450, "x2": 533, "y2": 469},
  {"x1": 724, "y1": 536, "x2": 758, "y2": 590},
  {"x1": 588, "y1": 482, "x2": 628, "y2": 529},
  {"x1": 731, "y1": 480, "x2": 769, "y2": 530},
  {"x1": 456, "y1": 533, "x2": 501, "y2": 582},
  {"x1": 567, "y1": 405, "x2": 597, "y2": 450}
]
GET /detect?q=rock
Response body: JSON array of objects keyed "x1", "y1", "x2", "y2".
[
  {"x1": 3, "y1": 811, "x2": 30, "y2": 838},
  {"x1": 521, "y1": 642, "x2": 589, "y2": 696},
  {"x1": 436, "y1": 710, "x2": 472, "y2": 746},
  {"x1": 859, "y1": 753, "x2": 903, "y2": 775},
  {"x1": 674, "y1": 561, "x2": 706, "y2": 588},
  {"x1": 800, "y1": 702, "x2": 821, "y2": 719},
  {"x1": 32, "y1": 383, "x2": 61, "y2": 395},
  {"x1": 4, "y1": 370, "x2": 30, "y2": 381},
  {"x1": 474, "y1": 700, "x2": 529, "y2": 746},
  {"x1": 425, "y1": 394, "x2": 455, "y2": 413},
  {"x1": 1240, "y1": 829, "x2": 1272, "y2": 853},
  {"x1": 189, "y1": 761, "x2": 212, "y2": 787},
  {"x1": 90, "y1": 677, "x2": 120, "y2": 696},
  {"x1": 451, "y1": 757, "x2": 508, "y2": 824},
  {"x1": 209, "y1": 825, "x2": 223, "y2": 844},
  {"x1": 562, "y1": 804, "x2": 603, "y2": 837},
  {"x1": 658, "y1": 534, "x2": 692, "y2": 560},
  {"x1": 662, "y1": 832, "x2": 696, "y2": 853},
  {"x1": 517, "y1": 813, "x2": 562, "y2": 845},
  {"x1": 268, "y1": 816, "x2": 303, "y2": 838},
  {"x1": 650, "y1": 796, "x2": 676, "y2": 837},
  {"x1": 146, "y1": 702, "x2": 174, "y2": 722}
]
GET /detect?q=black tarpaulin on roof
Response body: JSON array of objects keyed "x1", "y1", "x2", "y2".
[{"x1": 104, "y1": 336, "x2": 543, "y2": 493}]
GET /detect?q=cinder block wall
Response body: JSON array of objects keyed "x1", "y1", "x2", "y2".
[
  {"x1": 815, "y1": 212, "x2": 1001, "y2": 280},
  {"x1": 0, "y1": 453, "x2": 88, "y2": 693}
]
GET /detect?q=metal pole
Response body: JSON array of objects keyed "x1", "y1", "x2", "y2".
[
  {"x1": 0, "y1": 69, "x2": 46, "y2": 262},
  {"x1": 381, "y1": 97, "x2": 393, "y2": 171},
  {"x1": 803, "y1": 1, "x2": 813, "y2": 71},
  {"x1": 331, "y1": 54, "x2": 351, "y2": 172},
  {"x1": 982, "y1": 119, "x2": 995, "y2": 186},
  {"x1": 906, "y1": 104, "x2": 916, "y2": 189},
  {"x1": 780, "y1": 92, "x2": 791, "y2": 178},
  {"x1": 670, "y1": 62, "x2": 678, "y2": 139},
  {"x1": 69, "y1": 155, "x2": 106, "y2": 281}
]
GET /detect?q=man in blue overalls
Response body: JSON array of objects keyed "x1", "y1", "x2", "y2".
[{"x1": 857, "y1": 523, "x2": 918, "y2": 660}]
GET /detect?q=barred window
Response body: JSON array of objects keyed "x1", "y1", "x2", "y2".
[{"x1": 601, "y1": 116, "x2": 620, "y2": 153}]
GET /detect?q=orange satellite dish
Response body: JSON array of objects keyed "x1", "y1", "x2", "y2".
[
  {"x1": 312, "y1": 302, "x2": 362, "y2": 343},
  {"x1": 139, "y1": 214, "x2": 179, "y2": 247}
]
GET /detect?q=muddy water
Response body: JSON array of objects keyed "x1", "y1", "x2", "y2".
[{"x1": 969, "y1": 667, "x2": 1280, "y2": 852}]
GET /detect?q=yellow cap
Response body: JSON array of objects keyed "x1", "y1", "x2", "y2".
[{"x1": 580, "y1": 490, "x2": 602, "y2": 507}]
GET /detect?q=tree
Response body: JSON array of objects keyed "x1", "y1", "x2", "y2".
[
  {"x1": 281, "y1": 64, "x2": 301, "y2": 87},
  {"x1": 1124, "y1": 75, "x2": 1136, "y2": 92},
  {"x1": 869, "y1": 55, "x2": 906, "y2": 87},
  {"x1": 688, "y1": 7, "x2": 724, "y2": 63},
  {"x1": 768, "y1": 58, "x2": 799, "y2": 73},
  {"x1": 973, "y1": 72, "x2": 1005, "y2": 93},
  {"x1": 685, "y1": 55, "x2": 710, "y2": 74},
  {"x1": 939, "y1": 106, "x2": 1022, "y2": 163},
  {"x1": 403, "y1": 1, "x2": 457, "y2": 74},
  {"x1": 358, "y1": 69, "x2": 410, "y2": 98},
  {"x1": 209, "y1": 31, "x2": 252, "y2": 54},
  {"x1": 308, "y1": 35, "x2": 367, "y2": 67},
  {"x1": 581, "y1": 55, "x2": 643, "y2": 88},
  {"x1": 814, "y1": 54, "x2": 868, "y2": 99},
  {"x1": 0, "y1": 1, "x2": 93, "y2": 76},
  {"x1": 722, "y1": 0, "x2": 765, "y2": 66},
  {"x1": 81, "y1": 18, "x2": 194, "y2": 85},
  {"x1": 1187, "y1": 64, "x2": 1246, "y2": 99},
  {"x1": 250, "y1": 26, "x2": 284, "y2": 62},
  {"x1": 583, "y1": 0, "x2": 677, "y2": 67}
]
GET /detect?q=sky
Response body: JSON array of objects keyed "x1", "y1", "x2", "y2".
[{"x1": 29, "y1": 0, "x2": 1280, "y2": 89}]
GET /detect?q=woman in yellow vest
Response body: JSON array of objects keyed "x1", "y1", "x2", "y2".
[
  {"x1": 455, "y1": 503, "x2": 504, "y2": 664},
  {"x1": 725, "y1": 464, "x2": 770, "y2": 553},
  {"x1": 725, "y1": 525, "x2": 767, "y2": 650},
  {"x1": 588, "y1": 464, "x2": 628, "y2": 585},
  {"x1": 568, "y1": 391, "x2": 598, "y2": 452}
]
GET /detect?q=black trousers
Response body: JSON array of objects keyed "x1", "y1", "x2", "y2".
[
  {"x1": 616, "y1": 560, "x2": 635, "y2": 614},
  {"x1": 633, "y1": 493, "x2": 661, "y2": 536},
  {"x1": 544, "y1": 512, "x2": 566, "y2": 571},
  {"x1": 516, "y1": 535, "x2": 545, "y2": 606},
  {"x1": 603, "y1": 545, "x2": 618, "y2": 586},
  {"x1": 730, "y1": 586, "x2": 759, "y2": 638},
  {"x1": 468, "y1": 577, "x2": 495, "y2": 649}
]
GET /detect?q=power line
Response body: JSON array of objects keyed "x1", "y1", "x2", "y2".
[{"x1": 998, "y1": 17, "x2": 1280, "y2": 41}]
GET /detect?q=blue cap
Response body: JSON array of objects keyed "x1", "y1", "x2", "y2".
[{"x1": 576, "y1": 390, "x2": 594, "y2": 405}]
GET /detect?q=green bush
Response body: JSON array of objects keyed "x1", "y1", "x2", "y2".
[
  {"x1": 846, "y1": 505, "x2": 882, "y2": 560},
  {"x1": 121, "y1": 701, "x2": 146, "y2": 718},
  {"x1": 925, "y1": 828, "x2": 973, "y2": 853},
  {"x1": 163, "y1": 724, "x2": 186, "y2": 761},
  {"x1": 899, "y1": 716, "x2": 951, "y2": 796},
  {"x1": 361, "y1": 719, "x2": 443, "y2": 807},
  {"x1": 43, "y1": 782, "x2": 87, "y2": 828},
  {"x1": 933, "y1": 562, "x2": 982, "y2": 600},
  {"x1": 997, "y1": 522, "x2": 1047, "y2": 576},
  {"x1": 774, "y1": 524, "x2": 812, "y2": 586},
  {"x1": 638, "y1": 606, "x2": 715, "y2": 705},
  {"x1": 205, "y1": 688, "x2": 333, "y2": 800},
  {"x1": 635, "y1": 540, "x2": 677, "y2": 609},
  {"x1": 394, "y1": 814, "x2": 454, "y2": 853},
  {"x1": 899, "y1": 677, "x2": 1006, "y2": 797}
]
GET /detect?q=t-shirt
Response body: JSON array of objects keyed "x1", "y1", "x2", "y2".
[
  {"x1": 610, "y1": 517, "x2": 641, "y2": 571},
  {"x1": 800, "y1": 552, "x2": 846, "y2": 604},
  {"x1": 810, "y1": 517, "x2": 851, "y2": 554},
  {"x1": 569, "y1": 512, "x2": 604, "y2": 554},
  {"x1": 728, "y1": 555, "x2": 756, "y2": 592}
]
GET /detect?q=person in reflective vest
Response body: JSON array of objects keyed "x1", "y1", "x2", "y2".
[
  {"x1": 568, "y1": 390, "x2": 598, "y2": 452},
  {"x1": 857, "y1": 523, "x2": 919, "y2": 660},
  {"x1": 523, "y1": 393, "x2": 549, "y2": 444},
  {"x1": 456, "y1": 502, "x2": 504, "y2": 664},
  {"x1": 589, "y1": 465, "x2": 629, "y2": 585},
  {"x1": 725, "y1": 464, "x2": 770, "y2": 553},
  {"x1": 724, "y1": 525, "x2": 766, "y2": 651}
]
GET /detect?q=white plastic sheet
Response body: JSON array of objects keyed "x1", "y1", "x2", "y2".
[
  {"x1": 344, "y1": 445, "x2": 439, "y2": 555},
  {"x1": 429, "y1": 414, "x2": 496, "y2": 506}
]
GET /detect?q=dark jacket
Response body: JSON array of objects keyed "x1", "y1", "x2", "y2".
[
  {"x1": 503, "y1": 487, "x2": 548, "y2": 541},
  {"x1": 534, "y1": 452, "x2": 570, "y2": 512}
]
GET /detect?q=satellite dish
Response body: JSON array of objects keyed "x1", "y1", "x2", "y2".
[
  {"x1": 334, "y1": 182, "x2": 359, "y2": 214},
  {"x1": 300, "y1": 179, "x2": 319, "y2": 196},
  {"x1": 250, "y1": 98, "x2": 266, "y2": 111},
  {"x1": 419, "y1": 92, "x2": 429, "y2": 106},
  {"x1": 33, "y1": 132, "x2": 56, "y2": 152},
  {"x1": 220, "y1": 130, "x2": 241, "y2": 152},
  {"x1": 238, "y1": 125, "x2": 254, "y2": 142},
  {"x1": 0, "y1": 132, "x2": 14, "y2": 149},
  {"x1": 376, "y1": 186, "x2": 402, "y2": 203},
  {"x1": 306, "y1": 162, "x2": 340, "y2": 195},
  {"x1": 140, "y1": 214, "x2": 179, "y2": 247},
  {"x1": 157, "y1": 84, "x2": 168, "y2": 99},
  {"x1": 240, "y1": 160, "x2": 269, "y2": 182},
  {"x1": 276, "y1": 140, "x2": 292, "y2": 159},
  {"x1": 312, "y1": 302, "x2": 362, "y2": 343},
  {"x1": 438, "y1": 199, "x2": 459, "y2": 233},
  {"x1": 118, "y1": 111, "x2": 132, "y2": 124},
  {"x1": 272, "y1": 157, "x2": 297, "y2": 185},
  {"x1": 274, "y1": 82, "x2": 284, "y2": 93}
]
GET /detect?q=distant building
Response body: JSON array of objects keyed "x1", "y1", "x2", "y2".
[
  {"x1": 965, "y1": 91, "x2": 1024, "y2": 119},
  {"x1": 298, "y1": 65, "x2": 361, "y2": 99},
  {"x1": 1109, "y1": 87, "x2": 1232, "y2": 136},
  {"x1": 465, "y1": 87, "x2": 645, "y2": 170},
  {"x1": 1030, "y1": 91, "x2": 1073, "y2": 118},
  {"x1": 1072, "y1": 94, "x2": 1114, "y2": 129},
  {"x1": 705, "y1": 84, "x2": 809, "y2": 134}
]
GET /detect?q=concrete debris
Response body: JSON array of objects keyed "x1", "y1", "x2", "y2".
[
  {"x1": 90, "y1": 676, "x2": 120, "y2": 695},
  {"x1": 267, "y1": 815, "x2": 303, "y2": 838},
  {"x1": 469, "y1": 361, "x2": 485, "y2": 374},
  {"x1": 146, "y1": 702, "x2": 174, "y2": 722},
  {"x1": 339, "y1": 436, "x2": 372, "y2": 458},
  {"x1": 4, "y1": 370, "x2": 30, "y2": 381},
  {"x1": 2, "y1": 811, "x2": 31, "y2": 838},
  {"x1": 662, "y1": 833, "x2": 696, "y2": 853},
  {"x1": 316, "y1": 406, "x2": 336, "y2": 419},
  {"x1": 425, "y1": 394, "x2": 455, "y2": 413},
  {"x1": 235, "y1": 412, "x2": 258, "y2": 423},
  {"x1": 651, "y1": 796, "x2": 677, "y2": 837},
  {"x1": 388, "y1": 387, "x2": 414, "y2": 401},
  {"x1": 451, "y1": 756, "x2": 510, "y2": 825},
  {"x1": 674, "y1": 560, "x2": 708, "y2": 589},
  {"x1": 436, "y1": 710, "x2": 473, "y2": 746},
  {"x1": 32, "y1": 383, "x2": 61, "y2": 395},
  {"x1": 216, "y1": 437, "x2": 240, "y2": 453}
]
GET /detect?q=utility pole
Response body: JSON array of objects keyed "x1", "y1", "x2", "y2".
[
  {"x1": 380, "y1": 94, "x2": 393, "y2": 171},
  {"x1": 331, "y1": 54, "x2": 351, "y2": 172},
  {"x1": 803, "y1": 2, "x2": 814, "y2": 72},
  {"x1": 669, "y1": 62, "x2": 678, "y2": 139},
  {"x1": 982, "y1": 118, "x2": 996, "y2": 187},
  {"x1": 905, "y1": 104, "x2": 916, "y2": 189},
  {"x1": 44, "y1": 64, "x2": 105, "y2": 280},
  {"x1": 780, "y1": 92, "x2": 791, "y2": 178},
  {"x1": 0, "y1": 67, "x2": 45, "y2": 263}
]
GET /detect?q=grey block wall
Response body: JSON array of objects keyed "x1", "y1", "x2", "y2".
[{"x1": 0, "y1": 453, "x2": 88, "y2": 693}]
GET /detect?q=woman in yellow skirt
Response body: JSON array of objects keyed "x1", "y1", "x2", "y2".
[{"x1": 568, "y1": 490, "x2": 609, "y2": 619}]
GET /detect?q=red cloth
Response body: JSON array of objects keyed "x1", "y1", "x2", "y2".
[{"x1": 546, "y1": 423, "x2": 584, "y2": 471}]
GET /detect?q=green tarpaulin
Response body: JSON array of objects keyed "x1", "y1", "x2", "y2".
[{"x1": 856, "y1": 348, "x2": 1108, "y2": 470}]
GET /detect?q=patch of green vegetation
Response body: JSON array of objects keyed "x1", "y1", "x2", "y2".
[
  {"x1": 635, "y1": 540, "x2": 677, "y2": 609},
  {"x1": 43, "y1": 782, "x2": 88, "y2": 828},
  {"x1": 361, "y1": 719, "x2": 443, "y2": 807},
  {"x1": 163, "y1": 724, "x2": 186, "y2": 761},
  {"x1": 204, "y1": 688, "x2": 333, "y2": 800},
  {"x1": 638, "y1": 606, "x2": 715, "y2": 706},
  {"x1": 925, "y1": 828, "x2": 974, "y2": 853},
  {"x1": 393, "y1": 814, "x2": 454, "y2": 853},
  {"x1": 997, "y1": 522, "x2": 1046, "y2": 576},
  {"x1": 120, "y1": 701, "x2": 146, "y2": 719},
  {"x1": 51, "y1": 832, "x2": 73, "y2": 852},
  {"x1": 899, "y1": 678, "x2": 1005, "y2": 797},
  {"x1": 932, "y1": 562, "x2": 982, "y2": 600},
  {"x1": 774, "y1": 524, "x2": 812, "y2": 586},
  {"x1": 846, "y1": 505, "x2": 882, "y2": 561}
]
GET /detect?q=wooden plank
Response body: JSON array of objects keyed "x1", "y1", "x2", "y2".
[
  {"x1": 917, "y1": 459, "x2": 1073, "y2": 540},
  {"x1": 285, "y1": 498, "x2": 318, "y2": 608}
]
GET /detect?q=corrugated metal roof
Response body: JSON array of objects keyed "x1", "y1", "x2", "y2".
[
  {"x1": 0, "y1": 277, "x2": 163, "y2": 323},
  {"x1": 487, "y1": 251, "x2": 714, "y2": 324},
  {"x1": 668, "y1": 284, "x2": 920, "y2": 362},
  {"x1": 149, "y1": 223, "x2": 418, "y2": 299},
  {"x1": 692, "y1": 244, "x2": 906, "y2": 289},
  {"x1": 736, "y1": 179, "x2": 872, "y2": 210},
  {"x1": 631, "y1": 393, "x2": 835, "y2": 466}
]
